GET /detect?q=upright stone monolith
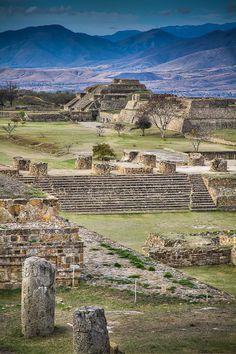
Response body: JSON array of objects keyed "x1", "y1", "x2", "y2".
[
  {"x1": 21, "y1": 256, "x2": 56, "y2": 338},
  {"x1": 73, "y1": 306, "x2": 110, "y2": 354}
]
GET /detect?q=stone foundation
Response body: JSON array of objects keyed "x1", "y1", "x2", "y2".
[
  {"x1": 75, "y1": 154, "x2": 92, "y2": 170},
  {"x1": 13, "y1": 157, "x2": 31, "y2": 171},
  {"x1": 117, "y1": 164, "x2": 153, "y2": 175},
  {"x1": 159, "y1": 161, "x2": 176, "y2": 174},
  {"x1": 210, "y1": 158, "x2": 227, "y2": 172},
  {"x1": 144, "y1": 232, "x2": 234, "y2": 267},
  {"x1": 29, "y1": 162, "x2": 48, "y2": 177},
  {"x1": 0, "y1": 223, "x2": 83, "y2": 289},
  {"x1": 188, "y1": 153, "x2": 204, "y2": 166}
]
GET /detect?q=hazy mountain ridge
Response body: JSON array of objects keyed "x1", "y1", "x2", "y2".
[
  {"x1": 0, "y1": 23, "x2": 235, "y2": 97},
  {"x1": 0, "y1": 24, "x2": 235, "y2": 69}
]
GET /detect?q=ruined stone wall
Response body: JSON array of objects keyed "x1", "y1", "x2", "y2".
[
  {"x1": 100, "y1": 98, "x2": 127, "y2": 111},
  {"x1": 99, "y1": 111, "x2": 120, "y2": 123},
  {"x1": 146, "y1": 245, "x2": 231, "y2": 267},
  {"x1": 0, "y1": 224, "x2": 83, "y2": 289},
  {"x1": 185, "y1": 151, "x2": 236, "y2": 160},
  {"x1": 0, "y1": 197, "x2": 59, "y2": 223},
  {"x1": 182, "y1": 99, "x2": 236, "y2": 133},
  {"x1": 29, "y1": 113, "x2": 69, "y2": 122}
]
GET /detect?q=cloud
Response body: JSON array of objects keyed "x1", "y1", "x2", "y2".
[
  {"x1": 177, "y1": 7, "x2": 192, "y2": 15},
  {"x1": 159, "y1": 10, "x2": 172, "y2": 17},
  {"x1": 226, "y1": 1, "x2": 236, "y2": 13}
]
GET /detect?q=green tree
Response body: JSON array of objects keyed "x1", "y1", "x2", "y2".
[
  {"x1": 135, "y1": 116, "x2": 151, "y2": 136},
  {"x1": 93, "y1": 143, "x2": 116, "y2": 160}
]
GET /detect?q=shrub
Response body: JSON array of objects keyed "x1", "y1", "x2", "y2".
[
  {"x1": 114, "y1": 262, "x2": 122, "y2": 268},
  {"x1": 93, "y1": 143, "x2": 116, "y2": 160},
  {"x1": 164, "y1": 272, "x2": 173, "y2": 278}
]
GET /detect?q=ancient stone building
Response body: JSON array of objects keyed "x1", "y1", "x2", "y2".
[{"x1": 64, "y1": 78, "x2": 150, "y2": 121}]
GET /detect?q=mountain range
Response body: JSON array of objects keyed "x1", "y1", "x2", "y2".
[
  {"x1": 0, "y1": 23, "x2": 235, "y2": 97},
  {"x1": 0, "y1": 23, "x2": 235, "y2": 69}
]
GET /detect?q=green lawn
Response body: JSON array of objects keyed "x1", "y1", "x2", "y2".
[
  {"x1": 181, "y1": 265, "x2": 236, "y2": 297},
  {"x1": 62, "y1": 211, "x2": 236, "y2": 251},
  {"x1": 1, "y1": 283, "x2": 236, "y2": 354},
  {"x1": 0, "y1": 120, "x2": 232, "y2": 169},
  {"x1": 212, "y1": 129, "x2": 236, "y2": 143}
]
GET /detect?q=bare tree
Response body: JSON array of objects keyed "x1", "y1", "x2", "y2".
[
  {"x1": 5, "y1": 82, "x2": 18, "y2": 106},
  {"x1": 187, "y1": 127, "x2": 210, "y2": 152},
  {"x1": 139, "y1": 94, "x2": 185, "y2": 139},
  {"x1": 114, "y1": 122, "x2": 125, "y2": 137},
  {"x1": 1, "y1": 123, "x2": 17, "y2": 138}
]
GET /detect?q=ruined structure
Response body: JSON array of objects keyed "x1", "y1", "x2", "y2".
[
  {"x1": 144, "y1": 231, "x2": 236, "y2": 267},
  {"x1": 64, "y1": 79, "x2": 150, "y2": 121},
  {"x1": 21, "y1": 257, "x2": 56, "y2": 338},
  {"x1": 0, "y1": 175, "x2": 83, "y2": 289}
]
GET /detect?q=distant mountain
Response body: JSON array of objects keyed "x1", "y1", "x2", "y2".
[
  {"x1": 161, "y1": 22, "x2": 236, "y2": 38},
  {"x1": 117, "y1": 28, "x2": 179, "y2": 54},
  {"x1": 0, "y1": 24, "x2": 120, "y2": 68},
  {"x1": 100, "y1": 30, "x2": 142, "y2": 42},
  {"x1": 121, "y1": 28, "x2": 236, "y2": 68},
  {"x1": 153, "y1": 46, "x2": 236, "y2": 71},
  {"x1": 0, "y1": 23, "x2": 235, "y2": 79}
]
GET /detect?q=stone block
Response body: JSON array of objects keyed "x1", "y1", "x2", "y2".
[
  {"x1": 75, "y1": 154, "x2": 92, "y2": 170},
  {"x1": 29, "y1": 162, "x2": 48, "y2": 177},
  {"x1": 73, "y1": 306, "x2": 110, "y2": 354},
  {"x1": 21, "y1": 256, "x2": 56, "y2": 338},
  {"x1": 13, "y1": 156, "x2": 31, "y2": 171},
  {"x1": 188, "y1": 153, "x2": 204, "y2": 166},
  {"x1": 159, "y1": 161, "x2": 176, "y2": 174},
  {"x1": 210, "y1": 158, "x2": 227, "y2": 172}
]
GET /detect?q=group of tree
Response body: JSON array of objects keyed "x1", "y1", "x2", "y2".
[
  {"x1": 134, "y1": 94, "x2": 185, "y2": 139},
  {"x1": 0, "y1": 82, "x2": 18, "y2": 107}
]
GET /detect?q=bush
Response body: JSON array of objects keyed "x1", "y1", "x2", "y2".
[
  {"x1": 164, "y1": 272, "x2": 173, "y2": 278},
  {"x1": 93, "y1": 143, "x2": 116, "y2": 160}
]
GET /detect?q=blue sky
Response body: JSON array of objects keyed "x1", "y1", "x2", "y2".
[{"x1": 0, "y1": 0, "x2": 236, "y2": 34}]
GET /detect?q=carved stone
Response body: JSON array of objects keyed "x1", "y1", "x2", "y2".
[
  {"x1": 21, "y1": 256, "x2": 56, "y2": 338},
  {"x1": 73, "y1": 306, "x2": 110, "y2": 354}
]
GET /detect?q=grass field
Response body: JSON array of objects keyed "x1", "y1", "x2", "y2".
[
  {"x1": 1, "y1": 279, "x2": 236, "y2": 354},
  {"x1": 62, "y1": 211, "x2": 236, "y2": 251},
  {"x1": 212, "y1": 129, "x2": 236, "y2": 143},
  {"x1": 0, "y1": 120, "x2": 231, "y2": 169}
]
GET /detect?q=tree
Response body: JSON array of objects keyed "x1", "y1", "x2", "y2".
[
  {"x1": 187, "y1": 127, "x2": 210, "y2": 152},
  {"x1": 5, "y1": 82, "x2": 18, "y2": 106},
  {"x1": 114, "y1": 122, "x2": 125, "y2": 136},
  {"x1": 139, "y1": 94, "x2": 185, "y2": 139},
  {"x1": 134, "y1": 115, "x2": 152, "y2": 136},
  {"x1": 93, "y1": 143, "x2": 116, "y2": 160},
  {"x1": 1, "y1": 123, "x2": 17, "y2": 138},
  {"x1": 0, "y1": 88, "x2": 7, "y2": 108}
]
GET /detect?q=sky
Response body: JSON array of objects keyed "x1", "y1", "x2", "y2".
[{"x1": 0, "y1": 0, "x2": 236, "y2": 34}]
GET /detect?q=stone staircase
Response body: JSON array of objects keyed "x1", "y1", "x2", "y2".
[
  {"x1": 19, "y1": 174, "x2": 217, "y2": 213},
  {"x1": 189, "y1": 174, "x2": 217, "y2": 211}
]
